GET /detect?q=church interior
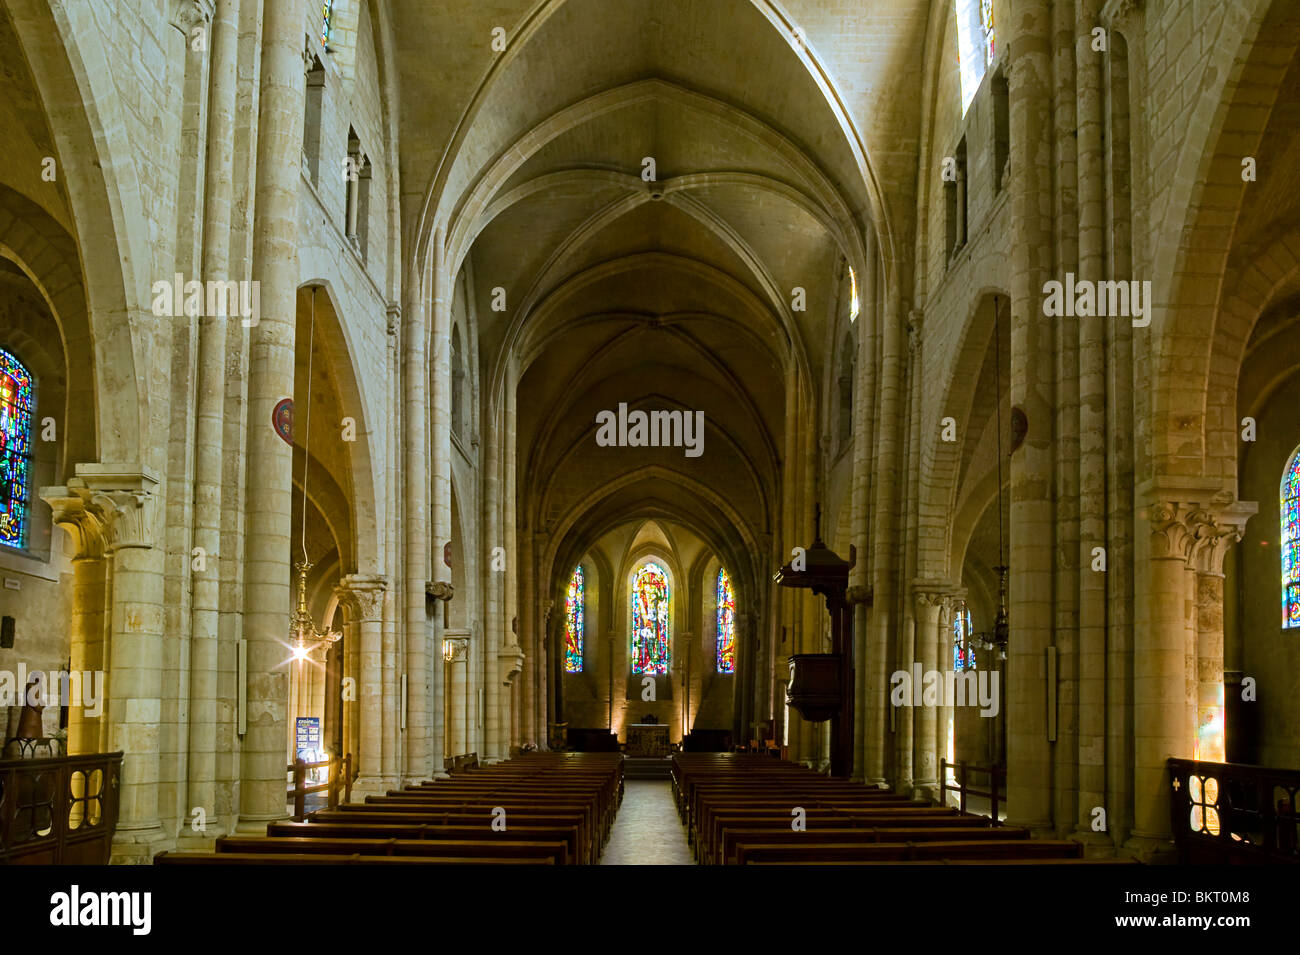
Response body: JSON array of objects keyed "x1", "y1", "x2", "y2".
[{"x1": 0, "y1": 0, "x2": 1298, "y2": 877}]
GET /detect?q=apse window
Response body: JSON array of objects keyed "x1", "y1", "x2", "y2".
[
  {"x1": 631, "y1": 561, "x2": 670, "y2": 674},
  {"x1": 716, "y1": 567, "x2": 736, "y2": 674},
  {"x1": 0, "y1": 346, "x2": 33, "y2": 550},
  {"x1": 955, "y1": 0, "x2": 996, "y2": 116},
  {"x1": 565, "y1": 565, "x2": 584, "y2": 673},
  {"x1": 1283, "y1": 445, "x2": 1300, "y2": 629}
]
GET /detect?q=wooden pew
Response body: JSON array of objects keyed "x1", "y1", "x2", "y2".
[
  {"x1": 264, "y1": 820, "x2": 581, "y2": 865},
  {"x1": 156, "y1": 851, "x2": 553, "y2": 865},
  {"x1": 215, "y1": 834, "x2": 570, "y2": 864},
  {"x1": 735, "y1": 839, "x2": 1084, "y2": 864}
]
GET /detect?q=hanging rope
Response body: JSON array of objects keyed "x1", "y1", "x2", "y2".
[{"x1": 301, "y1": 286, "x2": 316, "y2": 567}]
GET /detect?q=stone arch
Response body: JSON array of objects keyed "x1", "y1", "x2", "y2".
[
  {"x1": 918, "y1": 289, "x2": 1009, "y2": 577},
  {"x1": 295, "y1": 280, "x2": 381, "y2": 572},
  {"x1": 1146, "y1": 0, "x2": 1293, "y2": 480},
  {"x1": 6, "y1": 0, "x2": 152, "y2": 467},
  {"x1": 1206, "y1": 228, "x2": 1300, "y2": 483}
]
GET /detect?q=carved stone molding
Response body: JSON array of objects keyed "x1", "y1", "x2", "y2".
[
  {"x1": 845, "y1": 584, "x2": 873, "y2": 607},
  {"x1": 169, "y1": 0, "x2": 210, "y2": 36},
  {"x1": 1101, "y1": 0, "x2": 1144, "y2": 29},
  {"x1": 1190, "y1": 501, "x2": 1257, "y2": 576},
  {"x1": 337, "y1": 575, "x2": 388, "y2": 621},
  {"x1": 39, "y1": 487, "x2": 106, "y2": 561},
  {"x1": 911, "y1": 578, "x2": 957, "y2": 612},
  {"x1": 1144, "y1": 483, "x2": 1256, "y2": 572},
  {"x1": 499, "y1": 645, "x2": 525, "y2": 685}
]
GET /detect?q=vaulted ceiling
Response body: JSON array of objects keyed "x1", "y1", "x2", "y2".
[{"x1": 393, "y1": 0, "x2": 931, "y2": 594}]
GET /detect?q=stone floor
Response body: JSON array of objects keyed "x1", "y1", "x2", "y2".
[{"x1": 599, "y1": 780, "x2": 696, "y2": 865}]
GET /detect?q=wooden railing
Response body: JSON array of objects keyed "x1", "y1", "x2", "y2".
[
  {"x1": 0, "y1": 751, "x2": 123, "y2": 864},
  {"x1": 1169, "y1": 758, "x2": 1300, "y2": 864},
  {"x1": 939, "y1": 758, "x2": 1002, "y2": 824},
  {"x1": 286, "y1": 752, "x2": 352, "y2": 821}
]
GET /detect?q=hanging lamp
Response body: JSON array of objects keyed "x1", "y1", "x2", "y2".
[{"x1": 289, "y1": 286, "x2": 341, "y2": 663}]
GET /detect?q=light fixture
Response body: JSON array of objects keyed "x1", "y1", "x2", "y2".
[
  {"x1": 288, "y1": 286, "x2": 340, "y2": 663},
  {"x1": 442, "y1": 638, "x2": 454, "y2": 663}
]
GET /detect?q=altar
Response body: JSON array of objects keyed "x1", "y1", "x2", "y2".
[{"x1": 625, "y1": 723, "x2": 670, "y2": 758}]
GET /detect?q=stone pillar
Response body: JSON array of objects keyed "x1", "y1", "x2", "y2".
[
  {"x1": 338, "y1": 575, "x2": 387, "y2": 792},
  {"x1": 80, "y1": 470, "x2": 166, "y2": 861},
  {"x1": 912, "y1": 584, "x2": 947, "y2": 801},
  {"x1": 429, "y1": 582, "x2": 454, "y2": 774},
  {"x1": 186, "y1": 0, "x2": 239, "y2": 847},
  {"x1": 237, "y1": 0, "x2": 305, "y2": 832},
  {"x1": 1006, "y1": 0, "x2": 1056, "y2": 833},
  {"x1": 444, "y1": 633, "x2": 470, "y2": 756},
  {"x1": 1190, "y1": 503, "x2": 1254, "y2": 762},
  {"x1": 40, "y1": 488, "x2": 107, "y2": 755},
  {"x1": 1132, "y1": 490, "x2": 1252, "y2": 850}
]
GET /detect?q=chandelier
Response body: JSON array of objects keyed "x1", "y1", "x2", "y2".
[{"x1": 289, "y1": 287, "x2": 340, "y2": 662}]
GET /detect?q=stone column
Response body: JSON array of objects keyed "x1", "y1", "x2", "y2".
[
  {"x1": 445, "y1": 633, "x2": 470, "y2": 756},
  {"x1": 912, "y1": 584, "x2": 947, "y2": 801},
  {"x1": 1006, "y1": 0, "x2": 1057, "y2": 833},
  {"x1": 1131, "y1": 486, "x2": 1254, "y2": 850},
  {"x1": 936, "y1": 594, "x2": 958, "y2": 791},
  {"x1": 429, "y1": 582, "x2": 454, "y2": 774},
  {"x1": 187, "y1": 0, "x2": 239, "y2": 847},
  {"x1": 237, "y1": 0, "x2": 305, "y2": 832},
  {"x1": 83, "y1": 469, "x2": 166, "y2": 861},
  {"x1": 866, "y1": 232, "x2": 897, "y2": 790},
  {"x1": 338, "y1": 575, "x2": 387, "y2": 792},
  {"x1": 40, "y1": 487, "x2": 107, "y2": 755},
  {"x1": 1190, "y1": 503, "x2": 1254, "y2": 762}
]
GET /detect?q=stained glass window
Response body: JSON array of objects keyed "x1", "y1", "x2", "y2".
[
  {"x1": 0, "y1": 347, "x2": 33, "y2": 549},
  {"x1": 953, "y1": 602, "x2": 977, "y2": 671},
  {"x1": 321, "y1": 0, "x2": 334, "y2": 48},
  {"x1": 716, "y1": 567, "x2": 736, "y2": 674},
  {"x1": 1283, "y1": 446, "x2": 1300, "y2": 629},
  {"x1": 631, "y1": 561, "x2": 670, "y2": 674},
  {"x1": 956, "y1": 0, "x2": 996, "y2": 115},
  {"x1": 565, "y1": 565, "x2": 584, "y2": 673}
]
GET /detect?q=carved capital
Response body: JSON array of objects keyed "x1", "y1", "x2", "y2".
[
  {"x1": 337, "y1": 575, "x2": 387, "y2": 621},
  {"x1": 169, "y1": 0, "x2": 210, "y2": 35},
  {"x1": 65, "y1": 466, "x2": 160, "y2": 551},
  {"x1": 426, "y1": 581, "x2": 454, "y2": 601},
  {"x1": 1189, "y1": 501, "x2": 1257, "y2": 575},
  {"x1": 444, "y1": 635, "x2": 470, "y2": 663},
  {"x1": 1101, "y1": 0, "x2": 1144, "y2": 28},
  {"x1": 39, "y1": 487, "x2": 106, "y2": 561},
  {"x1": 386, "y1": 304, "x2": 401, "y2": 337},
  {"x1": 912, "y1": 578, "x2": 957, "y2": 616},
  {"x1": 845, "y1": 584, "x2": 873, "y2": 606},
  {"x1": 498, "y1": 645, "x2": 525, "y2": 685}
]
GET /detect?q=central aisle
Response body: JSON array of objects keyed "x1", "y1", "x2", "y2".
[{"x1": 599, "y1": 780, "x2": 696, "y2": 865}]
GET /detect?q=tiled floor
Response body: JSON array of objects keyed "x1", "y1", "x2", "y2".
[{"x1": 599, "y1": 780, "x2": 696, "y2": 865}]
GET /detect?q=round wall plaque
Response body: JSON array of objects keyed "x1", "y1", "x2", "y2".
[
  {"x1": 1010, "y1": 406, "x2": 1028, "y2": 452},
  {"x1": 273, "y1": 397, "x2": 294, "y2": 445}
]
